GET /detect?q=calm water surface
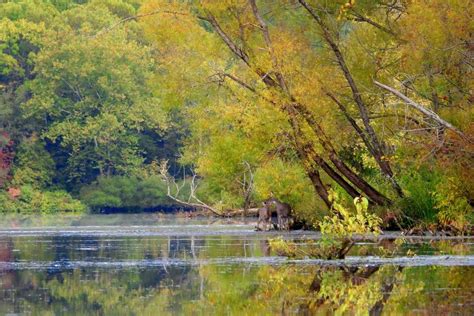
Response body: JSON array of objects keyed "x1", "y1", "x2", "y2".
[{"x1": 0, "y1": 214, "x2": 473, "y2": 315}]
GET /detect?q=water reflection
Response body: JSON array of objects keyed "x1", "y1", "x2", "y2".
[{"x1": 0, "y1": 214, "x2": 473, "y2": 315}]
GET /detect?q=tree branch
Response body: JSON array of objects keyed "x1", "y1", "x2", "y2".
[
  {"x1": 248, "y1": 0, "x2": 289, "y2": 93},
  {"x1": 92, "y1": 10, "x2": 195, "y2": 38},
  {"x1": 325, "y1": 91, "x2": 374, "y2": 153},
  {"x1": 298, "y1": 0, "x2": 404, "y2": 198},
  {"x1": 374, "y1": 81, "x2": 467, "y2": 139},
  {"x1": 349, "y1": 11, "x2": 396, "y2": 36},
  {"x1": 205, "y1": 13, "x2": 251, "y2": 67},
  {"x1": 159, "y1": 160, "x2": 222, "y2": 216}
]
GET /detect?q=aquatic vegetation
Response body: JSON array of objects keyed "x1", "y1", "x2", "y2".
[
  {"x1": 270, "y1": 192, "x2": 382, "y2": 259},
  {"x1": 319, "y1": 191, "x2": 382, "y2": 238}
]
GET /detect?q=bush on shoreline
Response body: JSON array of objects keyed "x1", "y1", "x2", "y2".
[{"x1": 0, "y1": 185, "x2": 86, "y2": 213}]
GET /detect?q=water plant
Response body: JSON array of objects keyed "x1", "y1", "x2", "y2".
[{"x1": 269, "y1": 191, "x2": 382, "y2": 259}]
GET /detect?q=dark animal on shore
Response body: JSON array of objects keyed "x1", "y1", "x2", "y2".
[
  {"x1": 256, "y1": 202, "x2": 272, "y2": 231},
  {"x1": 266, "y1": 197, "x2": 293, "y2": 230}
]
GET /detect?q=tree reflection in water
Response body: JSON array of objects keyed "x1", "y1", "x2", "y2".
[{"x1": 0, "y1": 220, "x2": 473, "y2": 315}]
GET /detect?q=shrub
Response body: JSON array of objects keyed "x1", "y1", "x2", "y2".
[
  {"x1": 319, "y1": 192, "x2": 382, "y2": 238},
  {"x1": 0, "y1": 185, "x2": 86, "y2": 213},
  {"x1": 435, "y1": 178, "x2": 473, "y2": 233},
  {"x1": 10, "y1": 136, "x2": 56, "y2": 188},
  {"x1": 269, "y1": 193, "x2": 382, "y2": 259},
  {"x1": 79, "y1": 175, "x2": 172, "y2": 211}
]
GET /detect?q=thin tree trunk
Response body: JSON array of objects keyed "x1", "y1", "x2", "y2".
[
  {"x1": 287, "y1": 107, "x2": 332, "y2": 208},
  {"x1": 292, "y1": 103, "x2": 392, "y2": 205},
  {"x1": 298, "y1": 0, "x2": 404, "y2": 197},
  {"x1": 206, "y1": 9, "x2": 392, "y2": 206},
  {"x1": 307, "y1": 168, "x2": 331, "y2": 208}
]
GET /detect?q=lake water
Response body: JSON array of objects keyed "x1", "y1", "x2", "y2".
[{"x1": 0, "y1": 214, "x2": 473, "y2": 315}]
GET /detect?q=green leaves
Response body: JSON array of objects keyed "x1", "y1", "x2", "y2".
[
  {"x1": 321, "y1": 190, "x2": 382, "y2": 238},
  {"x1": 1, "y1": 1, "x2": 167, "y2": 184}
]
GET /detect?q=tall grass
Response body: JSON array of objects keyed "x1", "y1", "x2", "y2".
[{"x1": 396, "y1": 168, "x2": 441, "y2": 227}]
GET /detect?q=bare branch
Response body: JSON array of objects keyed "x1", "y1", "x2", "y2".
[
  {"x1": 374, "y1": 81, "x2": 467, "y2": 139},
  {"x1": 159, "y1": 160, "x2": 222, "y2": 216}
]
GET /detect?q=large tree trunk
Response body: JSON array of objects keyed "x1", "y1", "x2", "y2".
[
  {"x1": 206, "y1": 8, "x2": 392, "y2": 207},
  {"x1": 287, "y1": 104, "x2": 392, "y2": 207},
  {"x1": 292, "y1": 103, "x2": 391, "y2": 205}
]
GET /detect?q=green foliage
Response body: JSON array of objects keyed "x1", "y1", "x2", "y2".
[
  {"x1": 396, "y1": 168, "x2": 441, "y2": 226},
  {"x1": 22, "y1": 13, "x2": 165, "y2": 181},
  {"x1": 435, "y1": 178, "x2": 473, "y2": 233},
  {"x1": 79, "y1": 175, "x2": 172, "y2": 211},
  {"x1": 0, "y1": 185, "x2": 86, "y2": 213},
  {"x1": 10, "y1": 135, "x2": 55, "y2": 188},
  {"x1": 320, "y1": 191, "x2": 382, "y2": 238},
  {"x1": 0, "y1": 0, "x2": 183, "y2": 209},
  {"x1": 395, "y1": 168, "x2": 473, "y2": 232}
]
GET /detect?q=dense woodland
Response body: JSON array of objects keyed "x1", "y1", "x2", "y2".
[{"x1": 0, "y1": 0, "x2": 472, "y2": 231}]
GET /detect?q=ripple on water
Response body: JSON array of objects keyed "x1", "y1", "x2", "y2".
[{"x1": 1, "y1": 255, "x2": 473, "y2": 271}]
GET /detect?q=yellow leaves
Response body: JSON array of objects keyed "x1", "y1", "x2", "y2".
[
  {"x1": 321, "y1": 189, "x2": 382, "y2": 238},
  {"x1": 337, "y1": 0, "x2": 356, "y2": 20},
  {"x1": 399, "y1": 0, "x2": 473, "y2": 72}
]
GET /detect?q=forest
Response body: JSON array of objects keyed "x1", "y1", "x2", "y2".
[{"x1": 0, "y1": 0, "x2": 473, "y2": 232}]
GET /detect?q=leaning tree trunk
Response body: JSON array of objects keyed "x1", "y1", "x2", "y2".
[
  {"x1": 298, "y1": 0, "x2": 404, "y2": 197},
  {"x1": 205, "y1": 7, "x2": 392, "y2": 207}
]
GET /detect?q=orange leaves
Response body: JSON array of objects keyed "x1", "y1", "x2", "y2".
[{"x1": 7, "y1": 187, "x2": 21, "y2": 199}]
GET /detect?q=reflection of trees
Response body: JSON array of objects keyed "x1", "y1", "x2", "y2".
[
  {"x1": 0, "y1": 238, "x2": 15, "y2": 295},
  {"x1": 2, "y1": 263, "x2": 474, "y2": 314},
  {"x1": 0, "y1": 266, "x2": 199, "y2": 315},
  {"x1": 176, "y1": 264, "x2": 401, "y2": 314},
  {"x1": 304, "y1": 265, "x2": 404, "y2": 315},
  {"x1": 2, "y1": 233, "x2": 474, "y2": 314},
  {"x1": 253, "y1": 265, "x2": 407, "y2": 315},
  {"x1": 256, "y1": 264, "x2": 474, "y2": 315},
  {"x1": 45, "y1": 267, "x2": 195, "y2": 315}
]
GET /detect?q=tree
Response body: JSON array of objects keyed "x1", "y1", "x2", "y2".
[
  {"x1": 138, "y1": 0, "x2": 472, "y2": 218},
  {"x1": 0, "y1": 0, "x2": 172, "y2": 190},
  {"x1": 139, "y1": 0, "x2": 394, "y2": 208}
]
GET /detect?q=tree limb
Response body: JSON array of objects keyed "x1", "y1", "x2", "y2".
[
  {"x1": 248, "y1": 0, "x2": 289, "y2": 93},
  {"x1": 325, "y1": 91, "x2": 374, "y2": 153},
  {"x1": 374, "y1": 80, "x2": 467, "y2": 139},
  {"x1": 349, "y1": 11, "x2": 396, "y2": 36},
  {"x1": 159, "y1": 160, "x2": 222, "y2": 216},
  {"x1": 298, "y1": 0, "x2": 404, "y2": 197}
]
